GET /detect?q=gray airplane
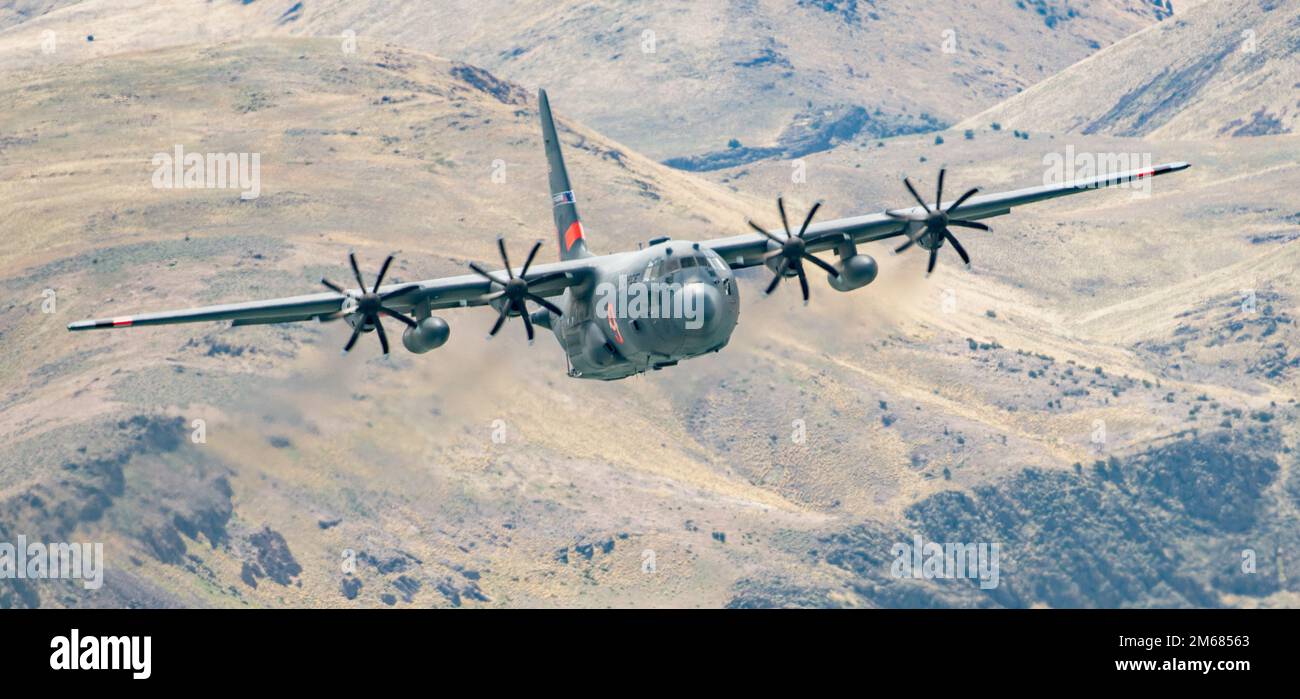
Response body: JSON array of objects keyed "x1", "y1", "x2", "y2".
[{"x1": 69, "y1": 90, "x2": 1190, "y2": 380}]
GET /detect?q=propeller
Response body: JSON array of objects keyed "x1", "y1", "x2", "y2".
[
  {"x1": 886, "y1": 168, "x2": 990, "y2": 276},
  {"x1": 321, "y1": 253, "x2": 421, "y2": 356},
  {"x1": 747, "y1": 197, "x2": 840, "y2": 305},
  {"x1": 468, "y1": 238, "x2": 565, "y2": 344}
]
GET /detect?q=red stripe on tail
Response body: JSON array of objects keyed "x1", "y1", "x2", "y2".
[{"x1": 563, "y1": 221, "x2": 585, "y2": 252}]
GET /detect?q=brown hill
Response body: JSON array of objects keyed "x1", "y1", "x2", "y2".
[
  {"x1": 0, "y1": 0, "x2": 1170, "y2": 160},
  {"x1": 957, "y1": 0, "x2": 1300, "y2": 139},
  {"x1": 2, "y1": 8, "x2": 1296, "y2": 610}
]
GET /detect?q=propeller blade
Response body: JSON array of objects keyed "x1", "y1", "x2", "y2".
[
  {"x1": 349, "y1": 252, "x2": 366, "y2": 290},
  {"x1": 469, "y1": 239, "x2": 570, "y2": 343},
  {"x1": 748, "y1": 220, "x2": 783, "y2": 244},
  {"x1": 327, "y1": 253, "x2": 424, "y2": 356},
  {"x1": 797, "y1": 267, "x2": 809, "y2": 304},
  {"x1": 379, "y1": 306, "x2": 417, "y2": 328},
  {"x1": 519, "y1": 301, "x2": 535, "y2": 342},
  {"x1": 520, "y1": 240, "x2": 542, "y2": 278},
  {"x1": 373, "y1": 255, "x2": 395, "y2": 293},
  {"x1": 927, "y1": 248, "x2": 938, "y2": 275},
  {"x1": 935, "y1": 168, "x2": 945, "y2": 209},
  {"x1": 903, "y1": 178, "x2": 931, "y2": 212},
  {"x1": 764, "y1": 263, "x2": 785, "y2": 295},
  {"x1": 885, "y1": 210, "x2": 921, "y2": 221},
  {"x1": 497, "y1": 237, "x2": 513, "y2": 278},
  {"x1": 379, "y1": 283, "x2": 421, "y2": 301},
  {"x1": 945, "y1": 232, "x2": 971, "y2": 266},
  {"x1": 343, "y1": 324, "x2": 363, "y2": 353},
  {"x1": 946, "y1": 187, "x2": 980, "y2": 214},
  {"x1": 777, "y1": 196, "x2": 792, "y2": 237},
  {"x1": 468, "y1": 262, "x2": 506, "y2": 286},
  {"x1": 525, "y1": 292, "x2": 563, "y2": 317},
  {"x1": 796, "y1": 201, "x2": 821, "y2": 238},
  {"x1": 375, "y1": 317, "x2": 390, "y2": 354},
  {"x1": 895, "y1": 225, "x2": 922, "y2": 253},
  {"x1": 488, "y1": 306, "x2": 509, "y2": 337},
  {"x1": 948, "y1": 219, "x2": 990, "y2": 231},
  {"x1": 801, "y1": 229, "x2": 844, "y2": 246},
  {"x1": 522, "y1": 270, "x2": 568, "y2": 287},
  {"x1": 801, "y1": 252, "x2": 840, "y2": 277}
]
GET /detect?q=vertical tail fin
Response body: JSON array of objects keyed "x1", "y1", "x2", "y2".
[{"x1": 539, "y1": 89, "x2": 590, "y2": 260}]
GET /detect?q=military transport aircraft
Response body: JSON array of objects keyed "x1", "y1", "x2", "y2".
[{"x1": 69, "y1": 90, "x2": 1189, "y2": 380}]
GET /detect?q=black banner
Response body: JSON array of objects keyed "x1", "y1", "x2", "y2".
[{"x1": 3, "y1": 608, "x2": 1287, "y2": 688}]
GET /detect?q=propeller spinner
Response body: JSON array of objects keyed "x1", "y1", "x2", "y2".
[
  {"x1": 469, "y1": 238, "x2": 565, "y2": 344},
  {"x1": 321, "y1": 253, "x2": 421, "y2": 356},
  {"x1": 747, "y1": 197, "x2": 840, "y2": 305},
  {"x1": 887, "y1": 168, "x2": 990, "y2": 276}
]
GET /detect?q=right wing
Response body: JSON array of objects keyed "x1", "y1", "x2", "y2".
[{"x1": 703, "y1": 162, "x2": 1191, "y2": 268}]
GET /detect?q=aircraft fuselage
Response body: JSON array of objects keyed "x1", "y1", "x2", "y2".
[{"x1": 545, "y1": 240, "x2": 741, "y2": 380}]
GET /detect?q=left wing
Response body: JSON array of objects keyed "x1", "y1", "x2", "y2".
[
  {"x1": 68, "y1": 248, "x2": 589, "y2": 332},
  {"x1": 703, "y1": 162, "x2": 1190, "y2": 268}
]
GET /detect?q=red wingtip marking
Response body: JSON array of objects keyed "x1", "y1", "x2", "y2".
[{"x1": 563, "y1": 221, "x2": 584, "y2": 251}]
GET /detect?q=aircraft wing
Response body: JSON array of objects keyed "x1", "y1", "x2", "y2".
[
  {"x1": 703, "y1": 162, "x2": 1190, "y2": 269},
  {"x1": 67, "y1": 252, "x2": 588, "y2": 331}
]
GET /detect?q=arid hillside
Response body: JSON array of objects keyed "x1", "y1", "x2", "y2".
[
  {"x1": 1, "y1": 3, "x2": 1297, "y2": 610},
  {"x1": 0, "y1": 0, "x2": 1172, "y2": 160},
  {"x1": 958, "y1": 0, "x2": 1299, "y2": 139}
]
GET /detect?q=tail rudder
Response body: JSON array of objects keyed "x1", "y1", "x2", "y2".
[{"x1": 539, "y1": 89, "x2": 590, "y2": 260}]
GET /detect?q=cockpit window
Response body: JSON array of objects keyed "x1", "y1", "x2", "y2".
[{"x1": 648, "y1": 253, "x2": 727, "y2": 280}]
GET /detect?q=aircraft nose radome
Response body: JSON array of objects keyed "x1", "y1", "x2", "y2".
[{"x1": 681, "y1": 282, "x2": 722, "y2": 331}]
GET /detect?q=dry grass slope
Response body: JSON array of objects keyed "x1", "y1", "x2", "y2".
[
  {"x1": 958, "y1": 0, "x2": 1300, "y2": 139},
  {"x1": 0, "y1": 0, "x2": 1169, "y2": 159},
  {"x1": 1, "y1": 2, "x2": 1296, "y2": 609}
]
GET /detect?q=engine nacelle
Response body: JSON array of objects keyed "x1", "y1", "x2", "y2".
[
  {"x1": 401, "y1": 316, "x2": 451, "y2": 353},
  {"x1": 828, "y1": 254, "x2": 878, "y2": 292}
]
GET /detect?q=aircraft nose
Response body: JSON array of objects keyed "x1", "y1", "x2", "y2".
[{"x1": 680, "y1": 282, "x2": 722, "y2": 333}]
